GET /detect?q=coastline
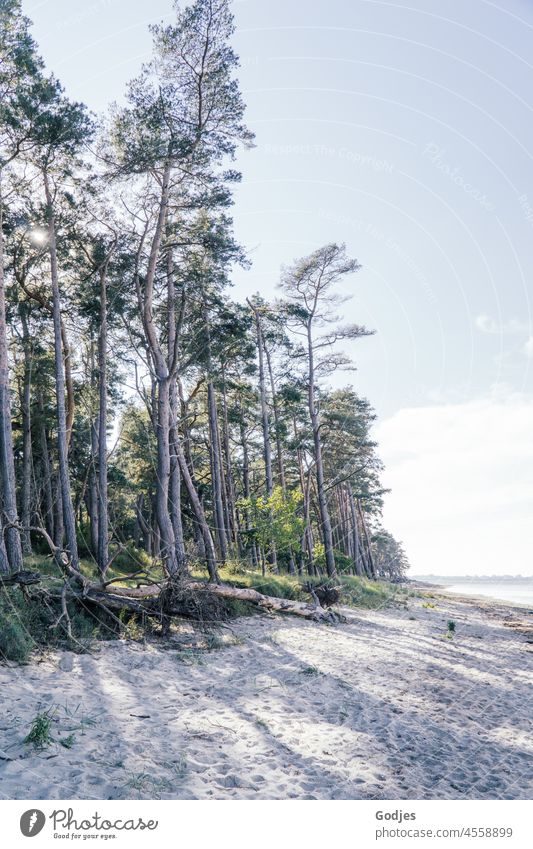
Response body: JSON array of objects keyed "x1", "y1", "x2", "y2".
[
  {"x1": 412, "y1": 579, "x2": 533, "y2": 612},
  {"x1": 1, "y1": 591, "x2": 531, "y2": 801}
]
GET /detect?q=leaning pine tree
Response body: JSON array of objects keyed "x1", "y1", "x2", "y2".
[{"x1": 280, "y1": 243, "x2": 374, "y2": 578}]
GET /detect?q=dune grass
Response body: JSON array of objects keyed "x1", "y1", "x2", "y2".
[
  {"x1": 22, "y1": 551, "x2": 408, "y2": 612},
  {"x1": 199, "y1": 564, "x2": 409, "y2": 611}
]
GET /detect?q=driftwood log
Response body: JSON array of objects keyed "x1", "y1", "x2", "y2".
[
  {"x1": 82, "y1": 581, "x2": 338, "y2": 623},
  {"x1": 3, "y1": 569, "x2": 340, "y2": 624}
]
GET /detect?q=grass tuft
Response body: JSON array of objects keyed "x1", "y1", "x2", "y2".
[{"x1": 24, "y1": 709, "x2": 55, "y2": 749}]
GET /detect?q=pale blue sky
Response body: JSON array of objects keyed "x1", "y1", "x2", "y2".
[{"x1": 22, "y1": 0, "x2": 533, "y2": 575}]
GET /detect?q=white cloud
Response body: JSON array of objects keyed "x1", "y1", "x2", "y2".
[
  {"x1": 375, "y1": 391, "x2": 533, "y2": 577},
  {"x1": 524, "y1": 336, "x2": 533, "y2": 358},
  {"x1": 475, "y1": 313, "x2": 499, "y2": 333},
  {"x1": 474, "y1": 314, "x2": 530, "y2": 335}
]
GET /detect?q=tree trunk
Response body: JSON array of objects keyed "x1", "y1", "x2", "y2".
[
  {"x1": 88, "y1": 341, "x2": 99, "y2": 557},
  {"x1": 134, "y1": 159, "x2": 180, "y2": 578},
  {"x1": 307, "y1": 322, "x2": 336, "y2": 578},
  {"x1": 248, "y1": 301, "x2": 277, "y2": 570},
  {"x1": 264, "y1": 344, "x2": 286, "y2": 490},
  {"x1": 175, "y1": 440, "x2": 219, "y2": 582},
  {"x1": 348, "y1": 489, "x2": 364, "y2": 577},
  {"x1": 293, "y1": 416, "x2": 315, "y2": 576},
  {"x1": 220, "y1": 364, "x2": 239, "y2": 552},
  {"x1": 0, "y1": 178, "x2": 23, "y2": 571},
  {"x1": 61, "y1": 322, "x2": 74, "y2": 450},
  {"x1": 44, "y1": 170, "x2": 79, "y2": 570},
  {"x1": 239, "y1": 414, "x2": 258, "y2": 569},
  {"x1": 0, "y1": 528, "x2": 9, "y2": 574},
  {"x1": 358, "y1": 500, "x2": 376, "y2": 579},
  {"x1": 97, "y1": 264, "x2": 109, "y2": 576},
  {"x1": 177, "y1": 377, "x2": 206, "y2": 562},
  {"x1": 19, "y1": 307, "x2": 33, "y2": 556},
  {"x1": 53, "y1": 470, "x2": 64, "y2": 551},
  {"x1": 185, "y1": 581, "x2": 336, "y2": 621},
  {"x1": 37, "y1": 392, "x2": 54, "y2": 541},
  {"x1": 207, "y1": 380, "x2": 228, "y2": 564},
  {"x1": 155, "y1": 377, "x2": 180, "y2": 577},
  {"x1": 251, "y1": 304, "x2": 274, "y2": 498},
  {"x1": 265, "y1": 344, "x2": 296, "y2": 573},
  {"x1": 169, "y1": 382, "x2": 186, "y2": 567},
  {"x1": 166, "y1": 249, "x2": 186, "y2": 572}
]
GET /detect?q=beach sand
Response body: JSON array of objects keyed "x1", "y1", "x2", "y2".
[{"x1": 1, "y1": 592, "x2": 532, "y2": 800}]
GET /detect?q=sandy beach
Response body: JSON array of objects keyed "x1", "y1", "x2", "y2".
[{"x1": 1, "y1": 592, "x2": 532, "y2": 801}]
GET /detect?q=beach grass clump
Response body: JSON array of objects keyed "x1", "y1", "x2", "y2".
[
  {"x1": 124, "y1": 771, "x2": 152, "y2": 792},
  {"x1": 174, "y1": 649, "x2": 205, "y2": 666},
  {"x1": 205, "y1": 632, "x2": 224, "y2": 651},
  {"x1": 441, "y1": 620, "x2": 457, "y2": 640},
  {"x1": 24, "y1": 708, "x2": 55, "y2": 749},
  {"x1": 61, "y1": 702, "x2": 97, "y2": 736},
  {"x1": 166, "y1": 754, "x2": 187, "y2": 779},
  {"x1": 300, "y1": 665, "x2": 321, "y2": 676}
]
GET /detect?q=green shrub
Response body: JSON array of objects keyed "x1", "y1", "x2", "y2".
[
  {"x1": 0, "y1": 585, "x2": 120, "y2": 664},
  {"x1": 0, "y1": 612, "x2": 35, "y2": 662},
  {"x1": 111, "y1": 543, "x2": 152, "y2": 574}
]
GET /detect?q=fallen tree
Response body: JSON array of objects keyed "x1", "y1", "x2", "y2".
[
  {"x1": 74, "y1": 579, "x2": 339, "y2": 623},
  {"x1": 2, "y1": 564, "x2": 341, "y2": 626},
  {"x1": 1, "y1": 523, "x2": 344, "y2": 632}
]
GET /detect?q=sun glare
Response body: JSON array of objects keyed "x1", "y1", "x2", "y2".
[{"x1": 28, "y1": 227, "x2": 48, "y2": 245}]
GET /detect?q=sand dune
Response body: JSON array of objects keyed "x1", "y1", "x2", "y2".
[{"x1": 1, "y1": 593, "x2": 532, "y2": 800}]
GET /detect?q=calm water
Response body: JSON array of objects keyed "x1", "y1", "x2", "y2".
[{"x1": 443, "y1": 582, "x2": 533, "y2": 607}]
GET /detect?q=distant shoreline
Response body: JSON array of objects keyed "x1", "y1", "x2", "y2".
[
  {"x1": 410, "y1": 579, "x2": 533, "y2": 611},
  {"x1": 411, "y1": 576, "x2": 533, "y2": 584}
]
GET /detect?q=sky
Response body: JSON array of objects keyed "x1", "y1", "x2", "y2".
[{"x1": 21, "y1": 0, "x2": 533, "y2": 576}]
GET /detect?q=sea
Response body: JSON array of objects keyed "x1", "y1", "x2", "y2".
[{"x1": 441, "y1": 582, "x2": 533, "y2": 608}]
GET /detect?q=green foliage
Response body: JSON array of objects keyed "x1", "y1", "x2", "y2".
[
  {"x1": 207, "y1": 565, "x2": 400, "y2": 611},
  {"x1": 24, "y1": 708, "x2": 55, "y2": 749},
  {"x1": 0, "y1": 610, "x2": 35, "y2": 662},
  {"x1": 335, "y1": 575, "x2": 402, "y2": 610},
  {"x1": 111, "y1": 543, "x2": 153, "y2": 575},
  {"x1": 313, "y1": 545, "x2": 353, "y2": 575},
  {"x1": 0, "y1": 584, "x2": 119, "y2": 664},
  {"x1": 239, "y1": 486, "x2": 304, "y2": 557}
]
